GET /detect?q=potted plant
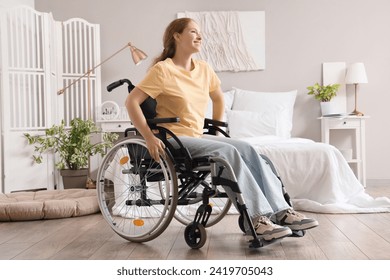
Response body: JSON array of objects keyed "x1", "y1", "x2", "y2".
[
  {"x1": 307, "y1": 82, "x2": 340, "y2": 115},
  {"x1": 24, "y1": 118, "x2": 118, "y2": 189}
]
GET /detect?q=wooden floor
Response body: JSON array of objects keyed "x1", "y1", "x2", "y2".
[{"x1": 1, "y1": 186, "x2": 390, "y2": 260}]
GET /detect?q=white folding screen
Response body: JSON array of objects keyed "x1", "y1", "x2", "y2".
[
  {"x1": 0, "y1": 6, "x2": 101, "y2": 193},
  {"x1": 1, "y1": 5, "x2": 53, "y2": 131},
  {"x1": 58, "y1": 18, "x2": 101, "y2": 125}
]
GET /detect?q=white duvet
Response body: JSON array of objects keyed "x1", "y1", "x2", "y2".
[{"x1": 239, "y1": 136, "x2": 390, "y2": 213}]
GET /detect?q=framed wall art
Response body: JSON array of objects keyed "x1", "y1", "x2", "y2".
[{"x1": 178, "y1": 11, "x2": 265, "y2": 72}]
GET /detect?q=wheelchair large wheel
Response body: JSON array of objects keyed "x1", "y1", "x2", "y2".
[
  {"x1": 174, "y1": 174, "x2": 232, "y2": 227},
  {"x1": 96, "y1": 137, "x2": 178, "y2": 243}
]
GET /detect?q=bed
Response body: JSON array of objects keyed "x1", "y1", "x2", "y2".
[{"x1": 209, "y1": 87, "x2": 390, "y2": 213}]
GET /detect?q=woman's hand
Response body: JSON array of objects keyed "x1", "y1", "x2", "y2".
[{"x1": 145, "y1": 135, "x2": 166, "y2": 162}]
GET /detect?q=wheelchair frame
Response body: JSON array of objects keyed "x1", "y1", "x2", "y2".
[{"x1": 96, "y1": 79, "x2": 303, "y2": 249}]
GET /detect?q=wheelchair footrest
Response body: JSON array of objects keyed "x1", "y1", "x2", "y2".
[
  {"x1": 291, "y1": 229, "x2": 306, "y2": 237},
  {"x1": 249, "y1": 237, "x2": 263, "y2": 248},
  {"x1": 248, "y1": 237, "x2": 281, "y2": 249}
]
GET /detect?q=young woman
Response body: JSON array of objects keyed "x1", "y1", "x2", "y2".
[{"x1": 125, "y1": 18, "x2": 318, "y2": 241}]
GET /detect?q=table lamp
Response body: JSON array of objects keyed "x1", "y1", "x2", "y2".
[{"x1": 345, "y1": 62, "x2": 368, "y2": 116}]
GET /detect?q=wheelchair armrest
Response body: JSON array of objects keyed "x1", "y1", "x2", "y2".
[
  {"x1": 147, "y1": 117, "x2": 180, "y2": 125},
  {"x1": 204, "y1": 118, "x2": 228, "y2": 128},
  {"x1": 124, "y1": 118, "x2": 180, "y2": 137},
  {"x1": 203, "y1": 118, "x2": 230, "y2": 137}
]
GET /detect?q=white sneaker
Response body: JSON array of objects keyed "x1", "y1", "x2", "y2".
[
  {"x1": 253, "y1": 216, "x2": 292, "y2": 241},
  {"x1": 275, "y1": 209, "x2": 319, "y2": 231}
]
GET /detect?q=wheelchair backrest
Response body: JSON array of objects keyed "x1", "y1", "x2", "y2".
[
  {"x1": 140, "y1": 97, "x2": 157, "y2": 120},
  {"x1": 108, "y1": 78, "x2": 200, "y2": 169}
]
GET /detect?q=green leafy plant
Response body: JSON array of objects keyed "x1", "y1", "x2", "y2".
[
  {"x1": 24, "y1": 118, "x2": 118, "y2": 170},
  {"x1": 307, "y1": 83, "x2": 340, "y2": 102}
]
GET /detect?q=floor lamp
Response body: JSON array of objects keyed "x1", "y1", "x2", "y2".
[
  {"x1": 57, "y1": 42, "x2": 147, "y2": 119},
  {"x1": 345, "y1": 62, "x2": 368, "y2": 116},
  {"x1": 55, "y1": 42, "x2": 146, "y2": 179}
]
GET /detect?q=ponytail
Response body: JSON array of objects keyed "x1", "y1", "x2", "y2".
[{"x1": 151, "y1": 18, "x2": 193, "y2": 66}]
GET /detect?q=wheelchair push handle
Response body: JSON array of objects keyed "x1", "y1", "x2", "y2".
[{"x1": 107, "y1": 79, "x2": 135, "y2": 93}]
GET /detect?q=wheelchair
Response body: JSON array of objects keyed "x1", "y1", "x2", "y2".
[{"x1": 96, "y1": 79, "x2": 304, "y2": 249}]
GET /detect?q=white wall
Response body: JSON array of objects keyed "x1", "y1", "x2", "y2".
[
  {"x1": 34, "y1": 0, "x2": 390, "y2": 183},
  {"x1": 0, "y1": 0, "x2": 34, "y2": 8}
]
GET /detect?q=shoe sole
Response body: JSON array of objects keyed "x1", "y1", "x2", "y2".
[
  {"x1": 259, "y1": 228, "x2": 292, "y2": 241},
  {"x1": 285, "y1": 220, "x2": 319, "y2": 231}
]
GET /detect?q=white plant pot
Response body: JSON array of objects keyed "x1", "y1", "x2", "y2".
[{"x1": 320, "y1": 101, "x2": 338, "y2": 116}]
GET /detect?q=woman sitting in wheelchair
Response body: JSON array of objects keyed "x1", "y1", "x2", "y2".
[{"x1": 125, "y1": 17, "x2": 318, "y2": 242}]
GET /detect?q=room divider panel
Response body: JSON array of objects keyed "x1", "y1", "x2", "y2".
[
  {"x1": 59, "y1": 18, "x2": 101, "y2": 125},
  {"x1": 0, "y1": 6, "x2": 101, "y2": 193}
]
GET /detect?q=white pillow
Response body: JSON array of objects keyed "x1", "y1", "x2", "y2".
[
  {"x1": 227, "y1": 110, "x2": 277, "y2": 138},
  {"x1": 231, "y1": 87, "x2": 297, "y2": 138}
]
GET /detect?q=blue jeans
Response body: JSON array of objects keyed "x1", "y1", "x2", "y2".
[{"x1": 172, "y1": 135, "x2": 291, "y2": 219}]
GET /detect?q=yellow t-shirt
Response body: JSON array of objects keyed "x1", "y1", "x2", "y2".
[{"x1": 137, "y1": 58, "x2": 221, "y2": 137}]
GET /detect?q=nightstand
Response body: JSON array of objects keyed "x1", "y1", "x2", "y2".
[{"x1": 320, "y1": 115, "x2": 369, "y2": 186}]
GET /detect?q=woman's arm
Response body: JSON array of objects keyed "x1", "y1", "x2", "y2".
[
  {"x1": 209, "y1": 87, "x2": 225, "y2": 122},
  {"x1": 125, "y1": 87, "x2": 165, "y2": 161}
]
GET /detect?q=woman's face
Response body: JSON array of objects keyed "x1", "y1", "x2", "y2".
[{"x1": 175, "y1": 20, "x2": 202, "y2": 54}]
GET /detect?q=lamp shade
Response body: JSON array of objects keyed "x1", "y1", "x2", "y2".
[
  {"x1": 345, "y1": 63, "x2": 368, "y2": 84},
  {"x1": 130, "y1": 45, "x2": 148, "y2": 65}
]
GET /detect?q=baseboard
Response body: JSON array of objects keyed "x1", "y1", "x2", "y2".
[{"x1": 366, "y1": 179, "x2": 390, "y2": 188}]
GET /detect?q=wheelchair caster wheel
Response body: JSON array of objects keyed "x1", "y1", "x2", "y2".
[
  {"x1": 184, "y1": 222, "x2": 207, "y2": 249},
  {"x1": 238, "y1": 215, "x2": 246, "y2": 233}
]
